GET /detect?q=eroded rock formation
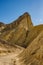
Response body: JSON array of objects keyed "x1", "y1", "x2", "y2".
[{"x1": 0, "y1": 12, "x2": 43, "y2": 65}]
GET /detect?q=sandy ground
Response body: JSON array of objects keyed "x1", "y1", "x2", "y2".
[{"x1": 0, "y1": 46, "x2": 24, "y2": 65}]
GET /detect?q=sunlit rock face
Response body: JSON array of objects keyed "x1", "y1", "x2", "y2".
[
  {"x1": 0, "y1": 38, "x2": 24, "y2": 65},
  {"x1": 16, "y1": 31, "x2": 43, "y2": 65},
  {"x1": 0, "y1": 12, "x2": 33, "y2": 48},
  {"x1": 0, "y1": 12, "x2": 43, "y2": 65}
]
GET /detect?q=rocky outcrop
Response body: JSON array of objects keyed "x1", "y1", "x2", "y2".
[
  {"x1": 0, "y1": 12, "x2": 33, "y2": 47},
  {"x1": 0, "y1": 12, "x2": 43, "y2": 65},
  {"x1": 16, "y1": 31, "x2": 43, "y2": 65}
]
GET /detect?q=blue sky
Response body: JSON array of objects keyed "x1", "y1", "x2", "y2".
[{"x1": 0, "y1": 0, "x2": 43, "y2": 25}]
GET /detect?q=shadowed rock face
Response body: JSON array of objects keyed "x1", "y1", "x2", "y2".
[
  {"x1": 16, "y1": 31, "x2": 43, "y2": 65},
  {"x1": 0, "y1": 22, "x2": 5, "y2": 33},
  {"x1": 0, "y1": 12, "x2": 43, "y2": 65}
]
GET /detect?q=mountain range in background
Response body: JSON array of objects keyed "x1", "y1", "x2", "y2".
[{"x1": 0, "y1": 12, "x2": 43, "y2": 65}]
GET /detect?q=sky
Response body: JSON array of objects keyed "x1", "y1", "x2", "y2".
[{"x1": 0, "y1": 0, "x2": 43, "y2": 25}]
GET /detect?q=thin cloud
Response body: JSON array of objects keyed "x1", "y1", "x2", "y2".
[{"x1": 33, "y1": 18, "x2": 43, "y2": 25}]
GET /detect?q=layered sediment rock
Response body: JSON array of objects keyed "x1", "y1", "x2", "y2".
[{"x1": 0, "y1": 12, "x2": 43, "y2": 65}]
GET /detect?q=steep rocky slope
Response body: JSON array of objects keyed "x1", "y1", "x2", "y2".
[
  {"x1": 0, "y1": 38, "x2": 24, "y2": 55},
  {"x1": 16, "y1": 31, "x2": 43, "y2": 65},
  {"x1": 0, "y1": 12, "x2": 33, "y2": 47},
  {"x1": 24, "y1": 25, "x2": 43, "y2": 47},
  {"x1": 0, "y1": 12, "x2": 43, "y2": 65},
  {"x1": 0, "y1": 39, "x2": 24, "y2": 65}
]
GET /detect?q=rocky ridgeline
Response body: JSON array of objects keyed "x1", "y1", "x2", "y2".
[{"x1": 0, "y1": 12, "x2": 43, "y2": 65}]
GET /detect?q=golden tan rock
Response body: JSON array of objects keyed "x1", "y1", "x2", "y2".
[{"x1": 0, "y1": 12, "x2": 43, "y2": 65}]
